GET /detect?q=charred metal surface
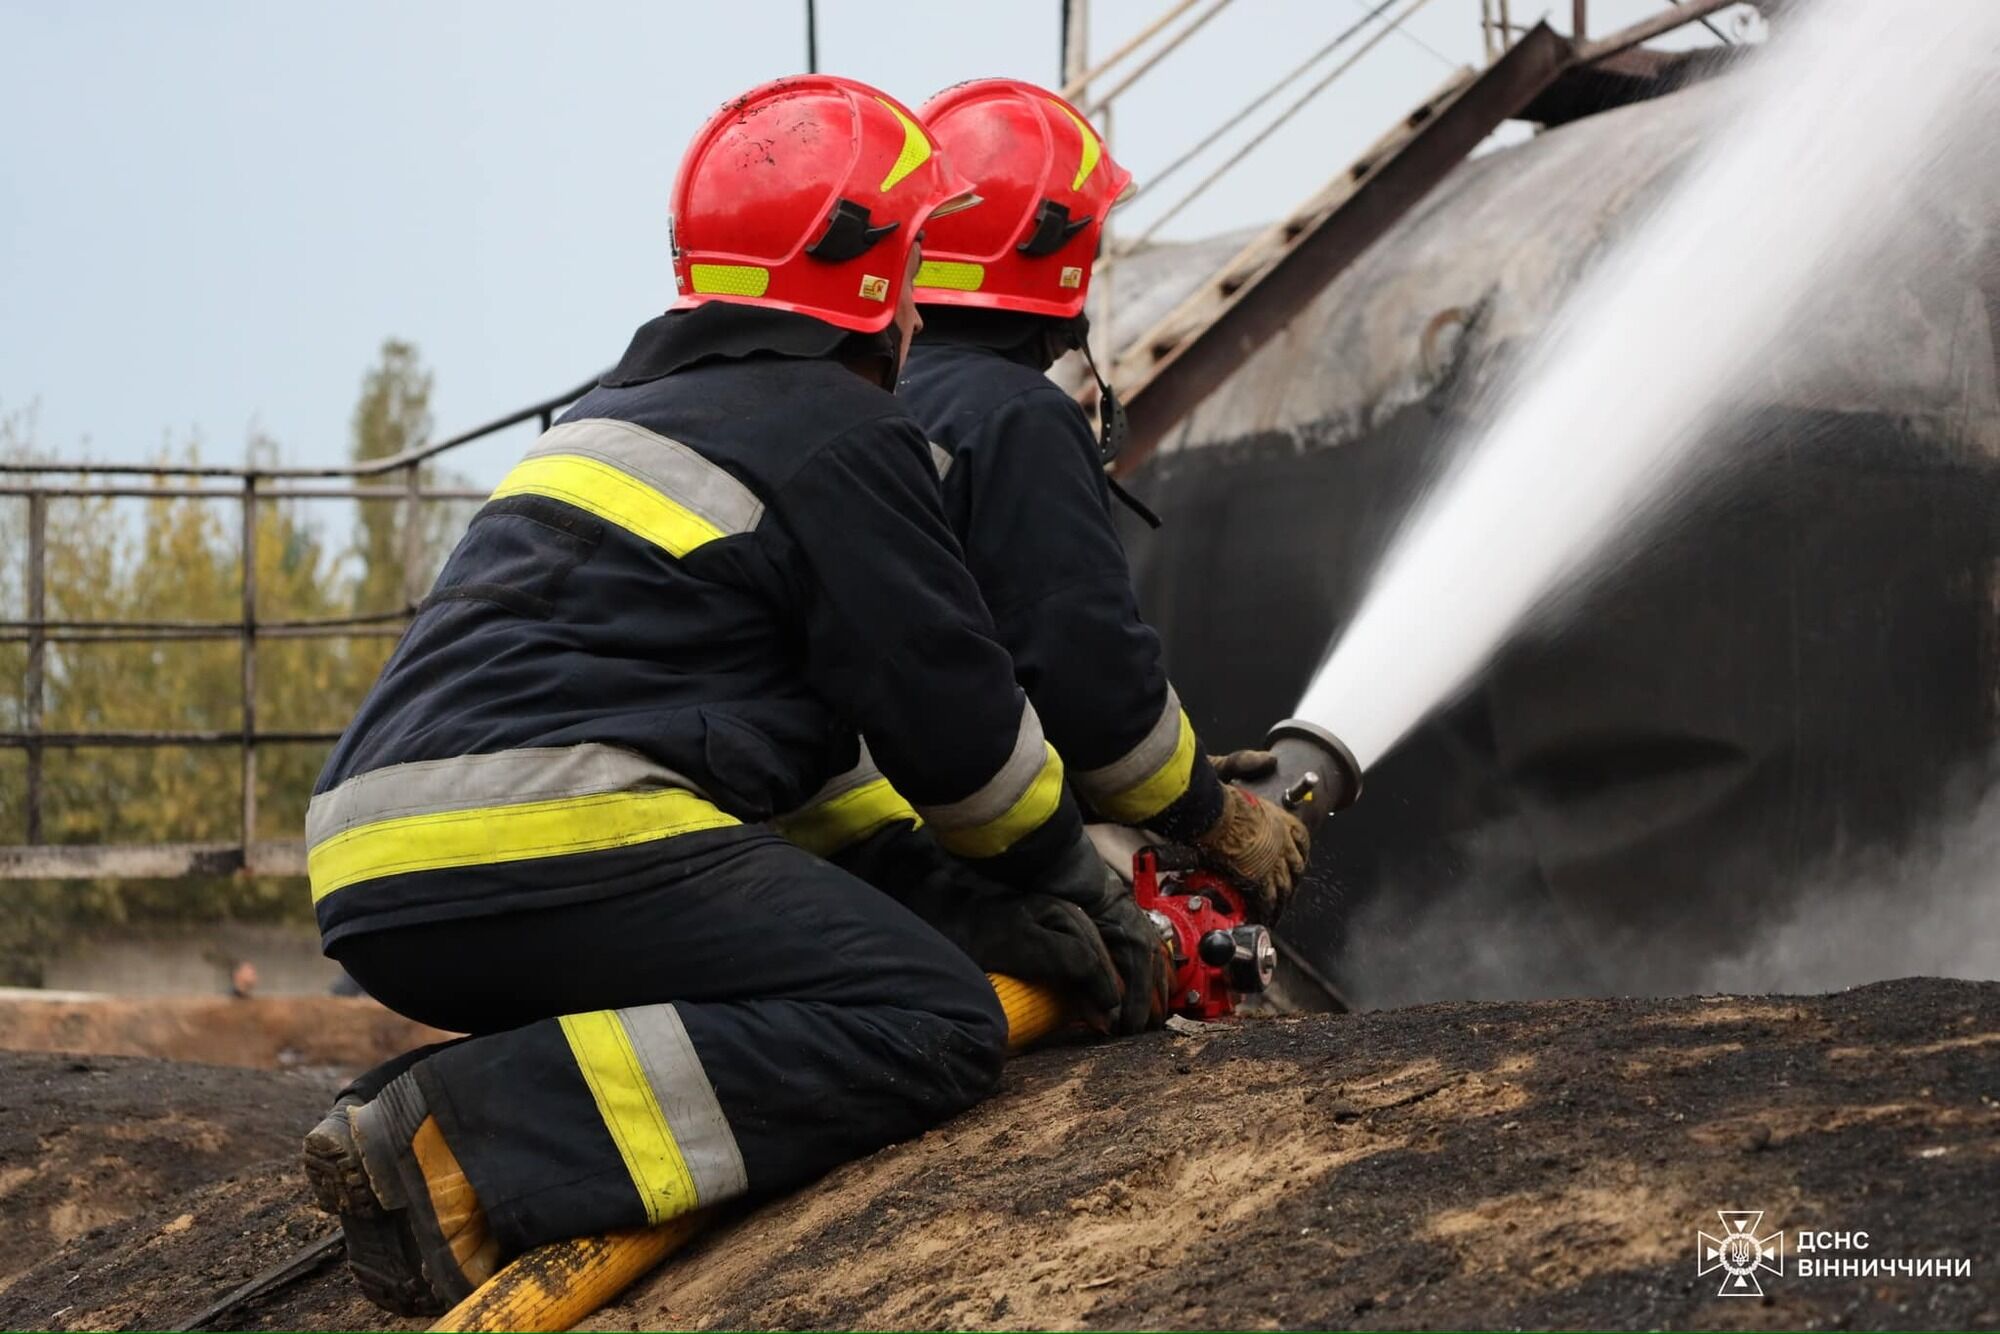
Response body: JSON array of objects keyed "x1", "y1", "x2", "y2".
[
  {"x1": 1116, "y1": 23, "x2": 1572, "y2": 474},
  {"x1": 1519, "y1": 45, "x2": 1744, "y2": 126},
  {"x1": 1573, "y1": 0, "x2": 1741, "y2": 61}
]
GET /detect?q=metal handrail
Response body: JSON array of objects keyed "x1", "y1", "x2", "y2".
[
  {"x1": 0, "y1": 375, "x2": 597, "y2": 873},
  {"x1": 0, "y1": 377, "x2": 599, "y2": 481},
  {"x1": 0, "y1": 0, "x2": 1748, "y2": 880}
]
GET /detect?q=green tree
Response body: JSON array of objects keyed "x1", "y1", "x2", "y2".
[
  {"x1": 351, "y1": 339, "x2": 437, "y2": 619},
  {"x1": 0, "y1": 340, "x2": 456, "y2": 982}
]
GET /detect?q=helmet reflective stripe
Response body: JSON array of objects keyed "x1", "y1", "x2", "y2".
[
  {"x1": 1046, "y1": 98, "x2": 1102, "y2": 192},
  {"x1": 875, "y1": 97, "x2": 933, "y2": 193}
]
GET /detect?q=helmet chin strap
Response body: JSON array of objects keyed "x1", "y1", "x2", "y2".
[
  {"x1": 1066, "y1": 319, "x2": 1160, "y2": 530},
  {"x1": 838, "y1": 325, "x2": 903, "y2": 391}
]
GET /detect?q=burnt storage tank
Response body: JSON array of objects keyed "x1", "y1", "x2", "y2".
[{"x1": 1107, "y1": 77, "x2": 2000, "y2": 1005}]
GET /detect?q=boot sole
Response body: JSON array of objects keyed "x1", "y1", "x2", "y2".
[{"x1": 302, "y1": 1105, "x2": 455, "y2": 1317}]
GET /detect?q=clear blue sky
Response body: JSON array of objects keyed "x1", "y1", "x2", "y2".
[{"x1": 0, "y1": 0, "x2": 1732, "y2": 485}]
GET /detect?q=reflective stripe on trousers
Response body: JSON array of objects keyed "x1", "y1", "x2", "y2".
[{"x1": 558, "y1": 1005, "x2": 748, "y2": 1223}]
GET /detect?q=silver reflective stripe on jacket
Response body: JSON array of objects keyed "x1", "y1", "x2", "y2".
[
  {"x1": 1073, "y1": 686, "x2": 1186, "y2": 808},
  {"x1": 525, "y1": 419, "x2": 764, "y2": 535},
  {"x1": 306, "y1": 742, "x2": 708, "y2": 846}
]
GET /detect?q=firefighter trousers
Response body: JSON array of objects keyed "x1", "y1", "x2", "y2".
[{"x1": 327, "y1": 826, "x2": 1008, "y2": 1254}]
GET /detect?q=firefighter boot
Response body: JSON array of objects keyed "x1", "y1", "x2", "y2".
[{"x1": 302, "y1": 1071, "x2": 500, "y2": 1315}]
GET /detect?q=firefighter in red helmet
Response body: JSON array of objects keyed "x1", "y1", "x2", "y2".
[
  {"x1": 300, "y1": 76, "x2": 1144, "y2": 1315},
  {"x1": 900, "y1": 79, "x2": 1311, "y2": 922}
]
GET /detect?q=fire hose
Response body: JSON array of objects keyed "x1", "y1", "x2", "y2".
[{"x1": 428, "y1": 722, "x2": 1360, "y2": 1333}]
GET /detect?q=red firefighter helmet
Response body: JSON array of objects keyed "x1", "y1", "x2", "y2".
[
  {"x1": 670, "y1": 75, "x2": 978, "y2": 334},
  {"x1": 912, "y1": 79, "x2": 1133, "y2": 319}
]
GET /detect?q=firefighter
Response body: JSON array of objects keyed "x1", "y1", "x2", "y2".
[
  {"x1": 301, "y1": 76, "x2": 1165, "y2": 1316},
  {"x1": 897, "y1": 79, "x2": 1310, "y2": 922}
]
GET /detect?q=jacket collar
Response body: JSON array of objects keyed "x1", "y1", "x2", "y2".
[{"x1": 603, "y1": 304, "x2": 878, "y2": 387}]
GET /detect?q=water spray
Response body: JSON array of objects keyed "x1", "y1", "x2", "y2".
[{"x1": 1291, "y1": 0, "x2": 2000, "y2": 774}]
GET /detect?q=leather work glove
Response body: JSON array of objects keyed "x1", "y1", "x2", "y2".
[
  {"x1": 853, "y1": 827, "x2": 1125, "y2": 1031},
  {"x1": 1210, "y1": 748, "x2": 1279, "y2": 783},
  {"x1": 1039, "y1": 834, "x2": 1174, "y2": 1035},
  {"x1": 1196, "y1": 751, "x2": 1311, "y2": 923}
]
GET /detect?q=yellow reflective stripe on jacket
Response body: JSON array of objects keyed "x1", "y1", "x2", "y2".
[
  {"x1": 560, "y1": 1005, "x2": 747, "y2": 1224},
  {"x1": 492, "y1": 454, "x2": 725, "y2": 557},
  {"x1": 776, "y1": 776, "x2": 921, "y2": 858},
  {"x1": 308, "y1": 786, "x2": 738, "y2": 902},
  {"x1": 490, "y1": 418, "x2": 764, "y2": 559},
  {"x1": 919, "y1": 705, "x2": 1068, "y2": 860},
  {"x1": 1073, "y1": 690, "x2": 1199, "y2": 825},
  {"x1": 929, "y1": 742, "x2": 1065, "y2": 859}
]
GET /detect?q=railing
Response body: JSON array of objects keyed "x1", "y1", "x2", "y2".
[
  {"x1": 1054, "y1": 0, "x2": 1745, "y2": 365},
  {"x1": 0, "y1": 378, "x2": 598, "y2": 879},
  {"x1": 1, "y1": 0, "x2": 1750, "y2": 882}
]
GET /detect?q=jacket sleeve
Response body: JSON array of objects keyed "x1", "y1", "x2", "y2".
[
  {"x1": 771, "y1": 740, "x2": 919, "y2": 859},
  {"x1": 953, "y1": 385, "x2": 1223, "y2": 842},
  {"x1": 769, "y1": 413, "x2": 1088, "y2": 889}
]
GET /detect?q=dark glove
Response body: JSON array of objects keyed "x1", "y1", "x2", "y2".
[
  {"x1": 1193, "y1": 767, "x2": 1310, "y2": 924},
  {"x1": 853, "y1": 827, "x2": 1124, "y2": 1030},
  {"x1": 1039, "y1": 834, "x2": 1173, "y2": 1035}
]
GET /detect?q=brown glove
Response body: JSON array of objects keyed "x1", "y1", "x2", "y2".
[
  {"x1": 1210, "y1": 749, "x2": 1279, "y2": 783},
  {"x1": 1194, "y1": 776, "x2": 1310, "y2": 924}
]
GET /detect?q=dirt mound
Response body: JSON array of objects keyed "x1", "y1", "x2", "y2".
[
  {"x1": 0, "y1": 995, "x2": 452, "y2": 1072},
  {"x1": 3, "y1": 979, "x2": 1996, "y2": 1331},
  {"x1": 0, "y1": 1052, "x2": 343, "y2": 1292}
]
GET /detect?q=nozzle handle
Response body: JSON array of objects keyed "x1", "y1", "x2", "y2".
[{"x1": 1237, "y1": 719, "x2": 1362, "y2": 835}]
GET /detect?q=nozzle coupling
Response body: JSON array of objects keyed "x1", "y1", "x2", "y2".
[{"x1": 1240, "y1": 719, "x2": 1362, "y2": 834}]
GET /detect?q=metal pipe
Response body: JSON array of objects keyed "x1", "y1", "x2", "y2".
[
  {"x1": 0, "y1": 608, "x2": 412, "y2": 635},
  {"x1": 1129, "y1": 0, "x2": 1445, "y2": 249},
  {"x1": 1080, "y1": 0, "x2": 1237, "y2": 119},
  {"x1": 1059, "y1": 0, "x2": 1200, "y2": 100},
  {"x1": 401, "y1": 463, "x2": 426, "y2": 610},
  {"x1": 0, "y1": 624, "x2": 406, "y2": 644},
  {"x1": 24, "y1": 493, "x2": 46, "y2": 844},
  {"x1": 0, "y1": 376, "x2": 598, "y2": 481},
  {"x1": 240, "y1": 476, "x2": 259, "y2": 849},
  {"x1": 1120, "y1": 0, "x2": 1402, "y2": 209},
  {"x1": 0, "y1": 484, "x2": 488, "y2": 501},
  {"x1": 0, "y1": 729, "x2": 344, "y2": 748},
  {"x1": 1575, "y1": 0, "x2": 1738, "y2": 61}
]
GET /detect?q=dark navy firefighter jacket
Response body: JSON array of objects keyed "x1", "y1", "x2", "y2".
[
  {"x1": 307, "y1": 306, "x2": 1089, "y2": 946},
  {"x1": 897, "y1": 317, "x2": 1224, "y2": 845}
]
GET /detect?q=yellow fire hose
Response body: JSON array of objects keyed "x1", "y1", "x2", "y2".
[{"x1": 428, "y1": 973, "x2": 1066, "y2": 1333}]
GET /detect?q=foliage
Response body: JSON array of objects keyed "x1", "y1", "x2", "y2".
[{"x1": 0, "y1": 342, "x2": 460, "y2": 983}]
